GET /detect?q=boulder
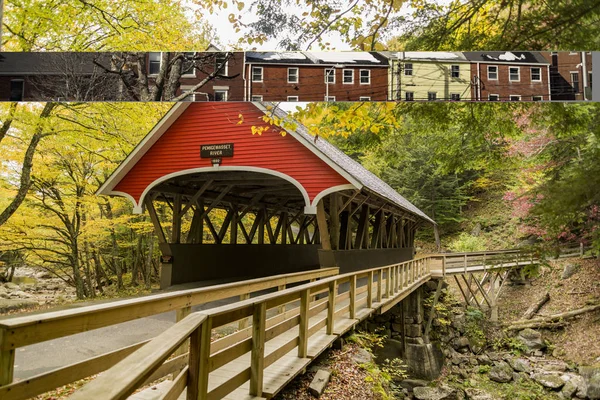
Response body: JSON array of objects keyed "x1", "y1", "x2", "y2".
[
  {"x1": 532, "y1": 373, "x2": 565, "y2": 389},
  {"x1": 399, "y1": 379, "x2": 430, "y2": 391},
  {"x1": 588, "y1": 373, "x2": 600, "y2": 399},
  {"x1": 351, "y1": 347, "x2": 373, "y2": 365},
  {"x1": 542, "y1": 361, "x2": 569, "y2": 372},
  {"x1": 561, "y1": 379, "x2": 578, "y2": 398},
  {"x1": 0, "y1": 298, "x2": 38, "y2": 313},
  {"x1": 413, "y1": 385, "x2": 460, "y2": 400},
  {"x1": 489, "y1": 361, "x2": 513, "y2": 383},
  {"x1": 373, "y1": 339, "x2": 404, "y2": 366},
  {"x1": 464, "y1": 388, "x2": 493, "y2": 400},
  {"x1": 476, "y1": 354, "x2": 493, "y2": 366},
  {"x1": 4, "y1": 282, "x2": 20, "y2": 290},
  {"x1": 517, "y1": 328, "x2": 546, "y2": 353},
  {"x1": 453, "y1": 337, "x2": 470, "y2": 350},
  {"x1": 561, "y1": 263, "x2": 579, "y2": 279},
  {"x1": 508, "y1": 358, "x2": 531, "y2": 373},
  {"x1": 308, "y1": 369, "x2": 331, "y2": 398}
]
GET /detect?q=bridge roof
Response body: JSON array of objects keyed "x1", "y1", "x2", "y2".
[{"x1": 97, "y1": 102, "x2": 434, "y2": 224}]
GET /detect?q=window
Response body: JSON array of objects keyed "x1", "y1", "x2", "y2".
[
  {"x1": 148, "y1": 52, "x2": 161, "y2": 75},
  {"x1": 251, "y1": 95, "x2": 263, "y2": 101},
  {"x1": 450, "y1": 93, "x2": 460, "y2": 101},
  {"x1": 531, "y1": 67, "x2": 541, "y2": 82},
  {"x1": 427, "y1": 92, "x2": 437, "y2": 101},
  {"x1": 509, "y1": 67, "x2": 520, "y2": 81},
  {"x1": 287, "y1": 68, "x2": 299, "y2": 83},
  {"x1": 589, "y1": 72, "x2": 593, "y2": 88},
  {"x1": 324, "y1": 96, "x2": 336, "y2": 101},
  {"x1": 324, "y1": 69, "x2": 335, "y2": 84},
  {"x1": 451, "y1": 65, "x2": 460, "y2": 78},
  {"x1": 532, "y1": 96, "x2": 543, "y2": 101},
  {"x1": 405, "y1": 92, "x2": 414, "y2": 101},
  {"x1": 287, "y1": 96, "x2": 299, "y2": 101},
  {"x1": 487, "y1": 66, "x2": 498, "y2": 80},
  {"x1": 214, "y1": 90, "x2": 228, "y2": 101},
  {"x1": 359, "y1": 70, "x2": 370, "y2": 84},
  {"x1": 343, "y1": 69, "x2": 354, "y2": 84},
  {"x1": 215, "y1": 53, "x2": 228, "y2": 76},
  {"x1": 404, "y1": 63, "x2": 413, "y2": 76},
  {"x1": 509, "y1": 95, "x2": 521, "y2": 101},
  {"x1": 359, "y1": 96, "x2": 370, "y2": 101},
  {"x1": 9, "y1": 80, "x2": 24, "y2": 101},
  {"x1": 251, "y1": 67, "x2": 263, "y2": 82},
  {"x1": 182, "y1": 52, "x2": 196, "y2": 77},
  {"x1": 488, "y1": 94, "x2": 499, "y2": 101},
  {"x1": 571, "y1": 72, "x2": 580, "y2": 92}
]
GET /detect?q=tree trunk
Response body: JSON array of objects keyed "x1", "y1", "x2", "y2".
[
  {"x1": 522, "y1": 291, "x2": 550, "y2": 319},
  {"x1": 145, "y1": 232, "x2": 155, "y2": 289},
  {"x1": 508, "y1": 304, "x2": 600, "y2": 330},
  {"x1": 70, "y1": 238, "x2": 85, "y2": 299},
  {"x1": 82, "y1": 241, "x2": 96, "y2": 298},
  {"x1": 131, "y1": 233, "x2": 142, "y2": 286},
  {"x1": 0, "y1": 102, "x2": 56, "y2": 226},
  {"x1": 0, "y1": 102, "x2": 17, "y2": 145}
]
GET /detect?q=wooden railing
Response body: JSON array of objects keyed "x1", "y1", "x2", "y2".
[
  {"x1": 0, "y1": 267, "x2": 338, "y2": 400},
  {"x1": 428, "y1": 249, "x2": 536, "y2": 277},
  {"x1": 70, "y1": 257, "x2": 434, "y2": 400}
]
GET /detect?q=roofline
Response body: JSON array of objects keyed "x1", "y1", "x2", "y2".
[
  {"x1": 96, "y1": 102, "x2": 191, "y2": 196},
  {"x1": 244, "y1": 61, "x2": 388, "y2": 67},
  {"x1": 253, "y1": 102, "x2": 364, "y2": 191},
  {"x1": 462, "y1": 59, "x2": 550, "y2": 66}
]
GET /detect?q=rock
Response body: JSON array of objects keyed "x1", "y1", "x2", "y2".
[
  {"x1": 308, "y1": 369, "x2": 330, "y2": 398},
  {"x1": 413, "y1": 385, "x2": 458, "y2": 400},
  {"x1": 425, "y1": 281, "x2": 439, "y2": 291},
  {"x1": 561, "y1": 263, "x2": 579, "y2": 279},
  {"x1": 565, "y1": 373, "x2": 587, "y2": 398},
  {"x1": 542, "y1": 361, "x2": 569, "y2": 372},
  {"x1": 0, "y1": 298, "x2": 38, "y2": 313},
  {"x1": 373, "y1": 339, "x2": 404, "y2": 366},
  {"x1": 508, "y1": 358, "x2": 531, "y2": 373},
  {"x1": 453, "y1": 337, "x2": 470, "y2": 350},
  {"x1": 400, "y1": 379, "x2": 430, "y2": 391},
  {"x1": 588, "y1": 373, "x2": 600, "y2": 399},
  {"x1": 4, "y1": 282, "x2": 20, "y2": 290},
  {"x1": 406, "y1": 324, "x2": 423, "y2": 337},
  {"x1": 532, "y1": 373, "x2": 565, "y2": 389},
  {"x1": 517, "y1": 328, "x2": 546, "y2": 353},
  {"x1": 489, "y1": 361, "x2": 513, "y2": 383},
  {"x1": 10, "y1": 290, "x2": 32, "y2": 299},
  {"x1": 487, "y1": 352, "x2": 501, "y2": 362},
  {"x1": 351, "y1": 347, "x2": 373, "y2": 365},
  {"x1": 464, "y1": 388, "x2": 493, "y2": 400},
  {"x1": 451, "y1": 313, "x2": 466, "y2": 332},
  {"x1": 476, "y1": 354, "x2": 493, "y2": 366},
  {"x1": 561, "y1": 378, "x2": 578, "y2": 398}
]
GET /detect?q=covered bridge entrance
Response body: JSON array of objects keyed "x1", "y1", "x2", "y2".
[{"x1": 97, "y1": 102, "x2": 435, "y2": 288}]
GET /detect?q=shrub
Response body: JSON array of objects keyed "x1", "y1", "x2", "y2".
[{"x1": 448, "y1": 233, "x2": 487, "y2": 252}]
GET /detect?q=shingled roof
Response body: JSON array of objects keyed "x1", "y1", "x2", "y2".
[{"x1": 266, "y1": 103, "x2": 435, "y2": 224}]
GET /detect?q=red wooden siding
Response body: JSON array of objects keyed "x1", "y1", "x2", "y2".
[{"x1": 113, "y1": 103, "x2": 350, "y2": 205}]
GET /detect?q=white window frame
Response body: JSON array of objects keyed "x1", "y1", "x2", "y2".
[
  {"x1": 427, "y1": 92, "x2": 437, "y2": 101},
  {"x1": 324, "y1": 69, "x2": 335, "y2": 84},
  {"x1": 182, "y1": 52, "x2": 196, "y2": 77},
  {"x1": 570, "y1": 71, "x2": 580, "y2": 92},
  {"x1": 287, "y1": 67, "x2": 299, "y2": 83},
  {"x1": 509, "y1": 95, "x2": 521, "y2": 101},
  {"x1": 10, "y1": 79, "x2": 24, "y2": 101},
  {"x1": 251, "y1": 66, "x2": 263, "y2": 83},
  {"x1": 214, "y1": 89, "x2": 228, "y2": 101},
  {"x1": 324, "y1": 96, "x2": 336, "y2": 101},
  {"x1": 359, "y1": 69, "x2": 371, "y2": 85},
  {"x1": 405, "y1": 91, "x2": 414, "y2": 101},
  {"x1": 342, "y1": 69, "x2": 354, "y2": 84},
  {"x1": 531, "y1": 67, "x2": 542, "y2": 82},
  {"x1": 509, "y1": 66, "x2": 520, "y2": 82},
  {"x1": 215, "y1": 53, "x2": 229, "y2": 76},
  {"x1": 359, "y1": 96, "x2": 370, "y2": 101},
  {"x1": 487, "y1": 65, "x2": 498, "y2": 80},
  {"x1": 450, "y1": 93, "x2": 460, "y2": 101},
  {"x1": 451, "y1": 65, "x2": 460, "y2": 78},
  {"x1": 532, "y1": 96, "x2": 543, "y2": 101},
  {"x1": 404, "y1": 63, "x2": 413, "y2": 76},
  {"x1": 488, "y1": 94, "x2": 499, "y2": 101},
  {"x1": 251, "y1": 95, "x2": 263, "y2": 101},
  {"x1": 287, "y1": 96, "x2": 299, "y2": 101},
  {"x1": 148, "y1": 52, "x2": 162, "y2": 76}
]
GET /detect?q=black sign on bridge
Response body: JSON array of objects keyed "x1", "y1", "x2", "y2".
[{"x1": 201, "y1": 143, "x2": 234, "y2": 158}]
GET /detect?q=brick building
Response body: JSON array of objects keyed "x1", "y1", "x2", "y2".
[
  {"x1": 244, "y1": 51, "x2": 389, "y2": 101},
  {"x1": 464, "y1": 51, "x2": 551, "y2": 101},
  {"x1": 540, "y1": 52, "x2": 592, "y2": 101}
]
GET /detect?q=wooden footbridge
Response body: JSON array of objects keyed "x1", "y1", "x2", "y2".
[{"x1": 0, "y1": 250, "x2": 540, "y2": 400}]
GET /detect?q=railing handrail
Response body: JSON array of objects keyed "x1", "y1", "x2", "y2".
[{"x1": 0, "y1": 267, "x2": 338, "y2": 350}]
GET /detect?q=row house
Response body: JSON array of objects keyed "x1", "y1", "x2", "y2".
[
  {"x1": 382, "y1": 51, "x2": 471, "y2": 101},
  {"x1": 540, "y1": 51, "x2": 592, "y2": 101},
  {"x1": 244, "y1": 51, "x2": 389, "y2": 102},
  {"x1": 464, "y1": 51, "x2": 551, "y2": 101}
]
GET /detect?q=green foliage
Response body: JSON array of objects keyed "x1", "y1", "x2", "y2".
[
  {"x1": 347, "y1": 330, "x2": 386, "y2": 351},
  {"x1": 464, "y1": 307, "x2": 486, "y2": 348},
  {"x1": 492, "y1": 337, "x2": 528, "y2": 356},
  {"x1": 360, "y1": 362, "x2": 393, "y2": 400},
  {"x1": 477, "y1": 365, "x2": 491, "y2": 374},
  {"x1": 448, "y1": 233, "x2": 487, "y2": 252},
  {"x1": 380, "y1": 358, "x2": 409, "y2": 382}
]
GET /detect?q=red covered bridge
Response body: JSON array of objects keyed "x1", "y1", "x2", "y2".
[{"x1": 97, "y1": 102, "x2": 435, "y2": 288}]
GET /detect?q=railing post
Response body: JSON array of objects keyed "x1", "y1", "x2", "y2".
[
  {"x1": 327, "y1": 280, "x2": 337, "y2": 335},
  {"x1": 349, "y1": 275, "x2": 357, "y2": 319},
  {"x1": 580, "y1": 242, "x2": 584, "y2": 257},
  {"x1": 188, "y1": 317, "x2": 212, "y2": 400},
  {"x1": 391, "y1": 265, "x2": 396, "y2": 293},
  {"x1": 173, "y1": 306, "x2": 192, "y2": 379},
  {"x1": 442, "y1": 256, "x2": 446, "y2": 278},
  {"x1": 367, "y1": 271, "x2": 374, "y2": 309},
  {"x1": 238, "y1": 294, "x2": 251, "y2": 330},
  {"x1": 395, "y1": 265, "x2": 400, "y2": 291},
  {"x1": 251, "y1": 302, "x2": 267, "y2": 396},
  {"x1": 386, "y1": 267, "x2": 392, "y2": 298},
  {"x1": 377, "y1": 269, "x2": 383, "y2": 303},
  {"x1": 0, "y1": 328, "x2": 14, "y2": 386},
  {"x1": 298, "y1": 290, "x2": 310, "y2": 358},
  {"x1": 464, "y1": 254, "x2": 467, "y2": 274},
  {"x1": 277, "y1": 285, "x2": 286, "y2": 314}
]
